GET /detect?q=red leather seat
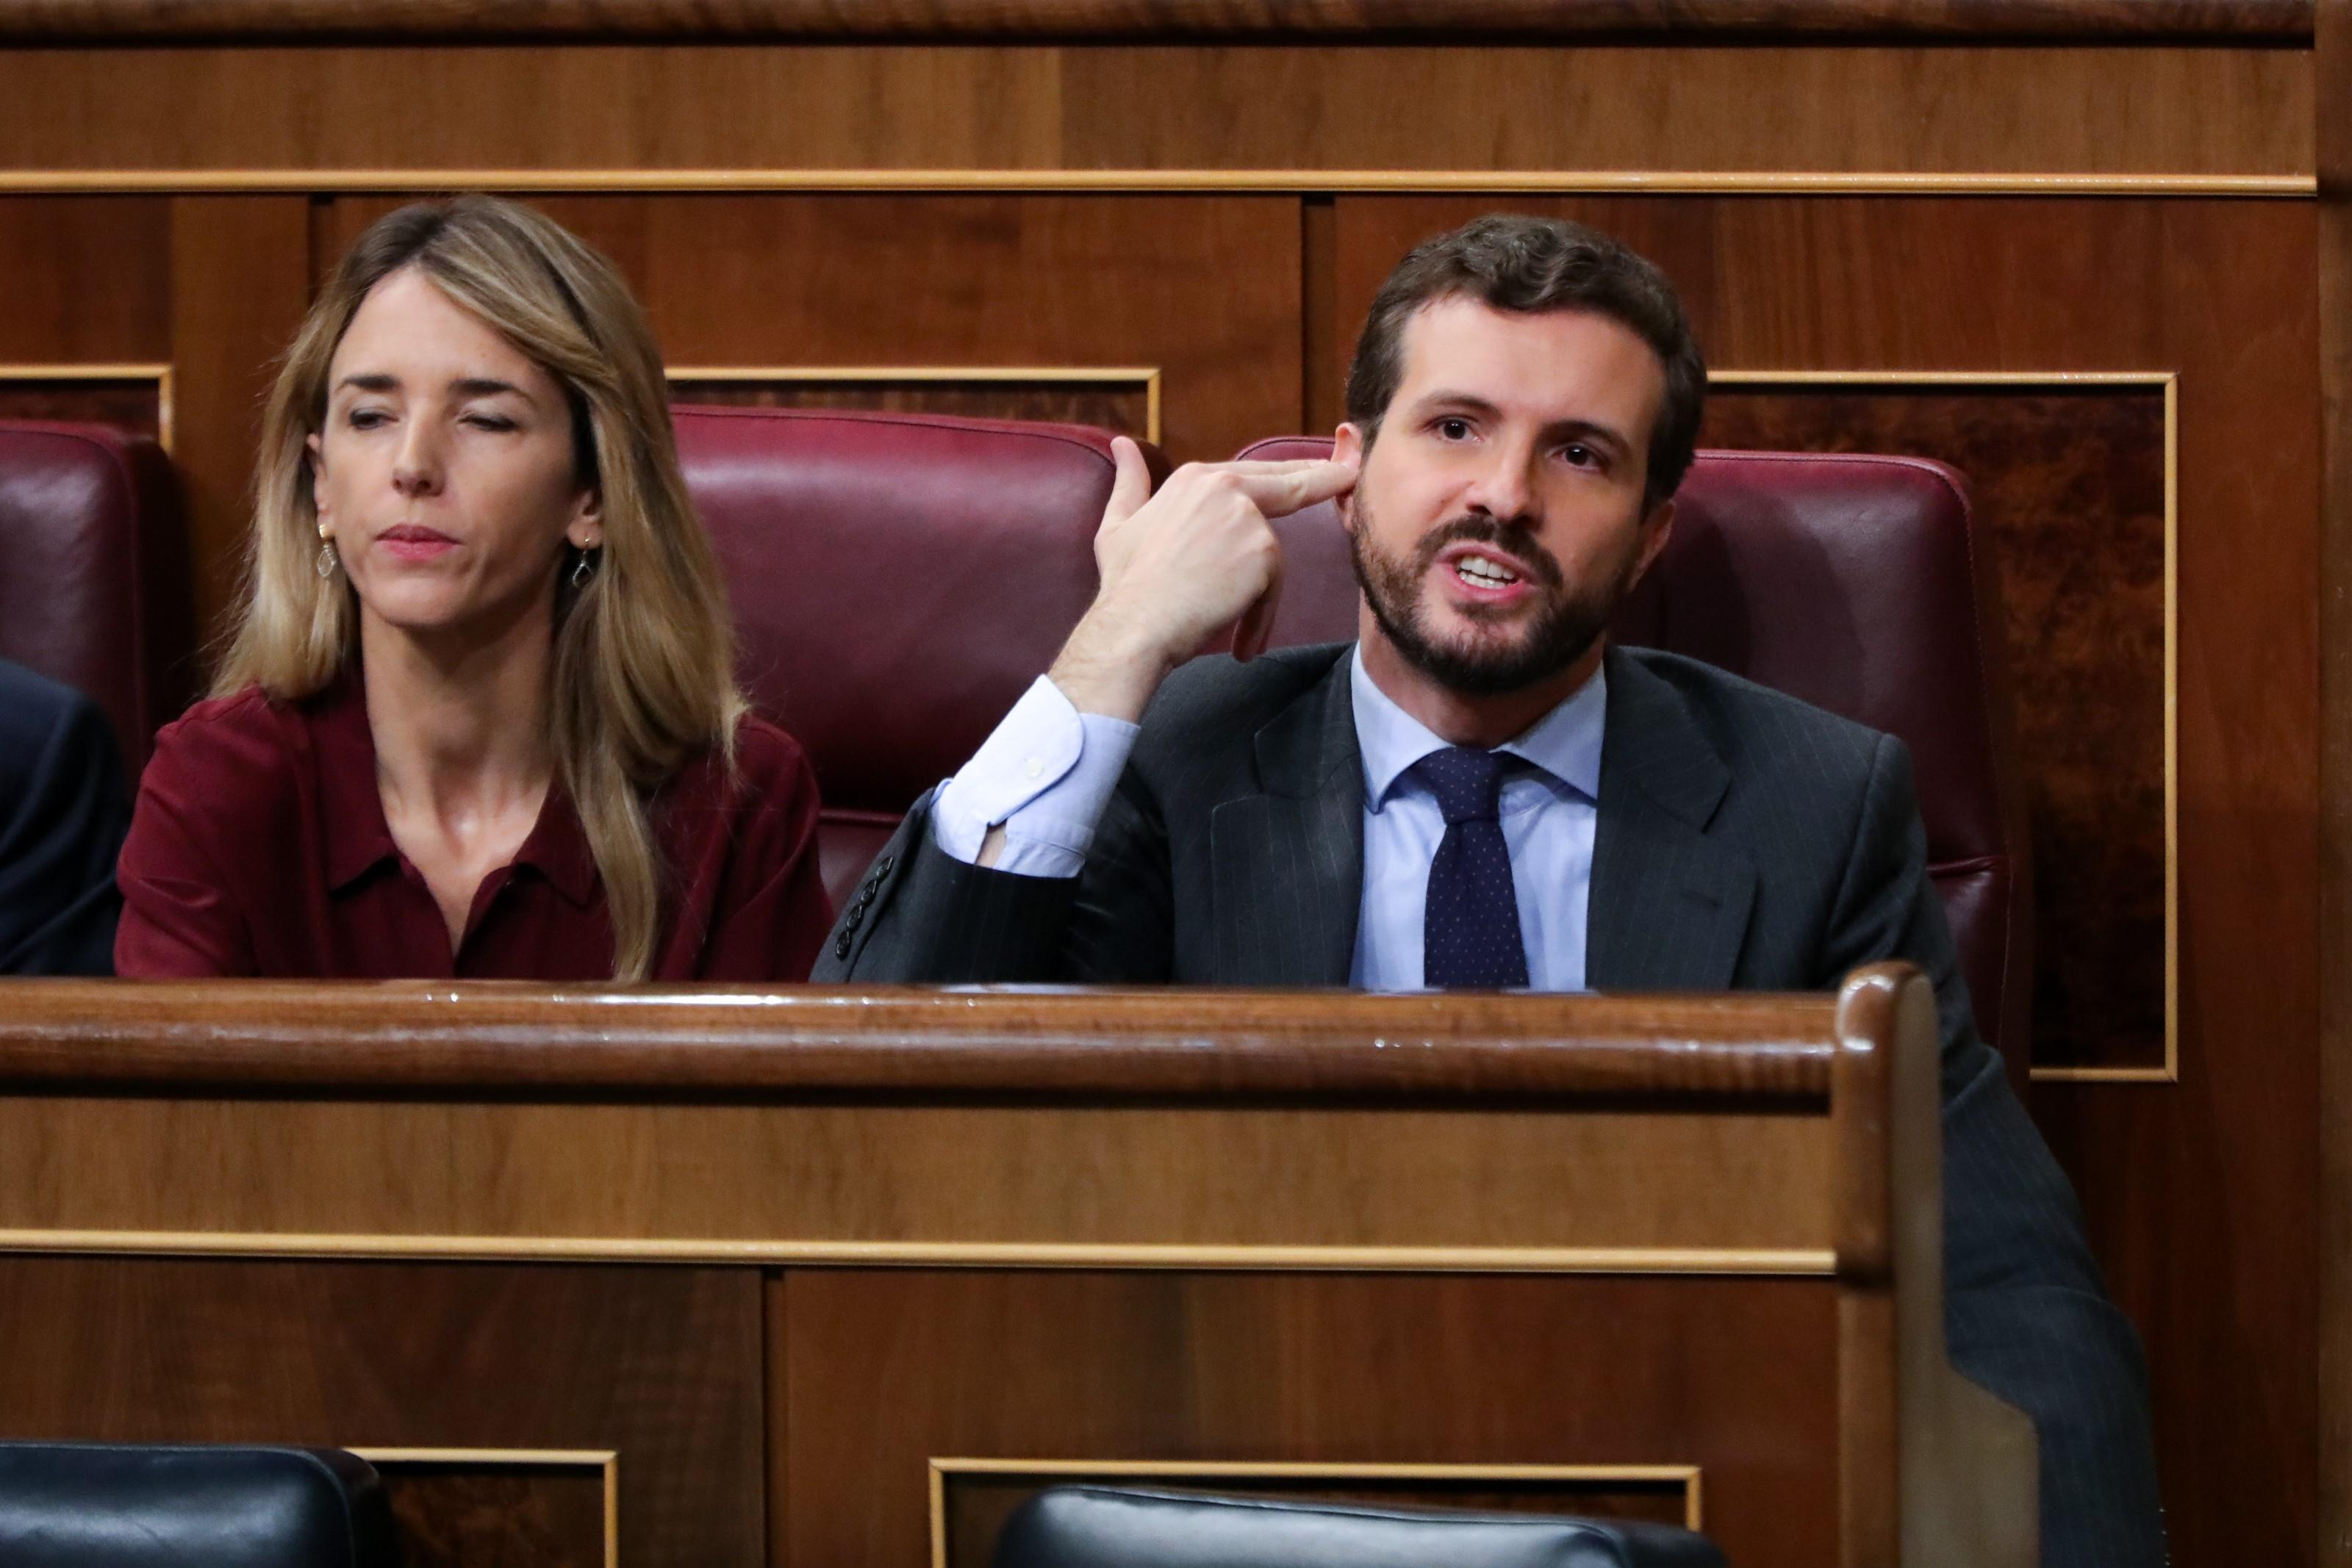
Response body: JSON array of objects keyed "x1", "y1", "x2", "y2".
[
  {"x1": 675, "y1": 406, "x2": 1139, "y2": 910},
  {"x1": 0, "y1": 422, "x2": 194, "y2": 771},
  {"x1": 1234, "y1": 436, "x2": 2031, "y2": 1076}
]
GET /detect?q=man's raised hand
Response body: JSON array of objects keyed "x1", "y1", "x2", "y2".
[{"x1": 1048, "y1": 437, "x2": 1356, "y2": 723}]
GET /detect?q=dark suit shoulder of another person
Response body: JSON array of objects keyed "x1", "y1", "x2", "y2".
[{"x1": 0, "y1": 659, "x2": 131, "y2": 975}]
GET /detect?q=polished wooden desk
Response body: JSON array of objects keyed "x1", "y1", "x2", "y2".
[{"x1": 0, "y1": 965, "x2": 2029, "y2": 1567}]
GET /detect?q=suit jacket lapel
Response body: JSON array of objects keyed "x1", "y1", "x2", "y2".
[
  {"x1": 1586, "y1": 646, "x2": 1758, "y2": 991},
  {"x1": 1209, "y1": 650, "x2": 1363, "y2": 985}
]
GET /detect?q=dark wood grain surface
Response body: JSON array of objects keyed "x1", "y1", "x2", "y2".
[
  {"x1": 326, "y1": 193, "x2": 1297, "y2": 471},
  {"x1": 163, "y1": 195, "x2": 309, "y2": 634},
  {"x1": 1702, "y1": 386, "x2": 2169, "y2": 1073},
  {"x1": 0, "y1": 979, "x2": 1839, "y2": 1099},
  {"x1": 0, "y1": 198, "x2": 168, "y2": 363},
  {"x1": 670, "y1": 378, "x2": 1153, "y2": 440},
  {"x1": 377, "y1": 1461, "x2": 608, "y2": 1568},
  {"x1": 0, "y1": 48, "x2": 2308, "y2": 179},
  {"x1": 0, "y1": 1257, "x2": 766, "y2": 1567},
  {"x1": 2316, "y1": 0, "x2": 2351, "y2": 1554},
  {"x1": 775, "y1": 1268, "x2": 1843, "y2": 1568},
  {"x1": 0, "y1": 378, "x2": 163, "y2": 440},
  {"x1": 0, "y1": 0, "x2": 2311, "y2": 40}
]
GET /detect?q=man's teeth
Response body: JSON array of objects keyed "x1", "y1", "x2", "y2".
[{"x1": 1454, "y1": 558, "x2": 1520, "y2": 587}]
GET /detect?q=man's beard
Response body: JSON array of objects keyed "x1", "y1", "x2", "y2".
[{"x1": 1347, "y1": 490, "x2": 1634, "y2": 698}]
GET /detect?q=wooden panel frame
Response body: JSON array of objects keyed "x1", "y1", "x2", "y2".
[
  {"x1": 1713, "y1": 369, "x2": 2180, "y2": 1085},
  {"x1": 0, "y1": 362, "x2": 175, "y2": 451},
  {"x1": 925, "y1": 1456, "x2": 1708, "y2": 1568},
  {"x1": 668, "y1": 364, "x2": 1164, "y2": 445},
  {"x1": 354, "y1": 1447, "x2": 620, "y2": 1568}
]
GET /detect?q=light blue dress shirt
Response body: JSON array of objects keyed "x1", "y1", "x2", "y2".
[
  {"x1": 1343, "y1": 648, "x2": 1602, "y2": 990},
  {"x1": 930, "y1": 647, "x2": 1607, "y2": 991}
]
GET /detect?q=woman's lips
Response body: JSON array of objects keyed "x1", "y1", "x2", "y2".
[{"x1": 377, "y1": 525, "x2": 457, "y2": 561}]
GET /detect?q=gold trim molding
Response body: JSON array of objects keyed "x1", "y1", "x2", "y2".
[
  {"x1": 0, "y1": 363, "x2": 176, "y2": 453},
  {"x1": 1712, "y1": 369, "x2": 2180, "y2": 1085},
  {"x1": 928, "y1": 1456, "x2": 1706, "y2": 1568},
  {"x1": 0, "y1": 169, "x2": 2317, "y2": 198},
  {"x1": 669, "y1": 363, "x2": 1164, "y2": 445},
  {"x1": 0, "y1": 1229, "x2": 1842, "y2": 1274},
  {"x1": 354, "y1": 1447, "x2": 618, "y2": 1568}
]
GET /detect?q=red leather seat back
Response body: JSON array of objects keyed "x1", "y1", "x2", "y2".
[
  {"x1": 675, "y1": 406, "x2": 1130, "y2": 910},
  {"x1": 0, "y1": 422, "x2": 195, "y2": 770},
  {"x1": 1235, "y1": 436, "x2": 2031, "y2": 1075}
]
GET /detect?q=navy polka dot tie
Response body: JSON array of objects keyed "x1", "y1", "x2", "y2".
[{"x1": 1416, "y1": 747, "x2": 1530, "y2": 989}]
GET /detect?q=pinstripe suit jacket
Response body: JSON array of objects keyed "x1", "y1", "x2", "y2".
[{"x1": 817, "y1": 640, "x2": 2162, "y2": 1568}]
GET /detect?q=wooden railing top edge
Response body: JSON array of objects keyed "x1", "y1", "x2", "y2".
[
  {"x1": 0, "y1": 0, "x2": 2313, "y2": 43},
  {"x1": 0, "y1": 979, "x2": 1840, "y2": 1099}
]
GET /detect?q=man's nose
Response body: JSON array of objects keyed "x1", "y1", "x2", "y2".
[{"x1": 1463, "y1": 441, "x2": 1539, "y2": 523}]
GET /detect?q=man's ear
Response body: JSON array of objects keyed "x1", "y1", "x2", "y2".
[
  {"x1": 1630, "y1": 498, "x2": 1676, "y2": 586},
  {"x1": 1331, "y1": 422, "x2": 1367, "y2": 531}
]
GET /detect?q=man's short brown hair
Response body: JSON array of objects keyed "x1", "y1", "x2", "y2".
[{"x1": 1344, "y1": 214, "x2": 1707, "y2": 511}]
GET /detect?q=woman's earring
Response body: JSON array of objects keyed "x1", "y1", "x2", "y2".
[
  {"x1": 570, "y1": 549, "x2": 598, "y2": 589},
  {"x1": 315, "y1": 531, "x2": 338, "y2": 580}
]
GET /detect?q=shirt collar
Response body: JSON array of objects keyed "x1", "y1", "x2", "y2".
[
  {"x1": 1349, "y1": 641, "x2": 1607, "y2": 810},
  {"x1": 308, "y1": 669, "x2": 600, "y2": 907}
]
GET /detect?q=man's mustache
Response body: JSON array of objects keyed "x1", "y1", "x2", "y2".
[{"x1": 1413, "y1": 516, "x2": 1565, "y2": 589}]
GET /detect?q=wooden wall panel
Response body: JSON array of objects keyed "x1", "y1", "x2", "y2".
[
  {"x1": 2321, "y1": 0, "x2": 2352, "y2": 1556},
  {"x1": 167, "y1": 195, "x2": 310, "y2": 639},
  {"x1": 2323, "y1": 0, "x2": 2352, "y2": 1542},
  {"x1": 0, "y1": 45, "x2": 2312, "y2": 179},
  {"x1": 0, "y1": 0, "x2": 2315, "y2": 43},
  {"x1": 1702, "y1": 385, "x2": 2170, "y2": 1074},
  {"x1": 1055, "y1": 46, "x2": 2314, "y2": 177},
  {"x1": 0, "y1": 197, "x2": 168, "y2": 362},
  {"x1": 0, "y1": 1256, "x2": 767, "y2": 1567},
  {"x1": 772, "y1": 1270, "x2": 1839, "y2": 1568},
  {"x1": 323, "y1": 193, "x2": 1295, "y2": 471},
  {"x1": 671, "y1": 375, "x2": 1155, "y2": 441}
]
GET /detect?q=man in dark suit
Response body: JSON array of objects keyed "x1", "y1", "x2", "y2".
[
  {"x1": 819, "y1": 214, "x2": 2162, "y2": 1566},
  {"x1": 0, "y1": 658, "x2": 131, "y2": 974}
]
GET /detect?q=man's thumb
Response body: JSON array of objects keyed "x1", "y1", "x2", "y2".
[{"x1": 1104, "y1": 435, "x2": 1152, "y2": 523}]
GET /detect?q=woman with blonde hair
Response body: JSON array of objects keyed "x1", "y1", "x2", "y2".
[{"x1": 116, "y1": 195, "x2": 830, "y2": 980}]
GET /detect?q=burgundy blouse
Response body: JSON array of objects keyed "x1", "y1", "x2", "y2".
[{"x1": 115, "y1": 678, "x2": 832, "y2": 982}]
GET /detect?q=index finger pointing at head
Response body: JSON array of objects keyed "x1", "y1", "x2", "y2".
[{"x1": 1232, "y1": 460, "x2": 1358, "y2": 518}]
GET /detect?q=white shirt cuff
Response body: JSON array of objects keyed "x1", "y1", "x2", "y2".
[{"x1": 931, "y1": 676, "x2": 1141, "y2": 877}]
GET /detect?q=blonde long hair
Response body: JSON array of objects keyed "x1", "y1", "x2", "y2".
[{"x1": 214, "y1": 195, "x2": 745, "y2": 981}]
